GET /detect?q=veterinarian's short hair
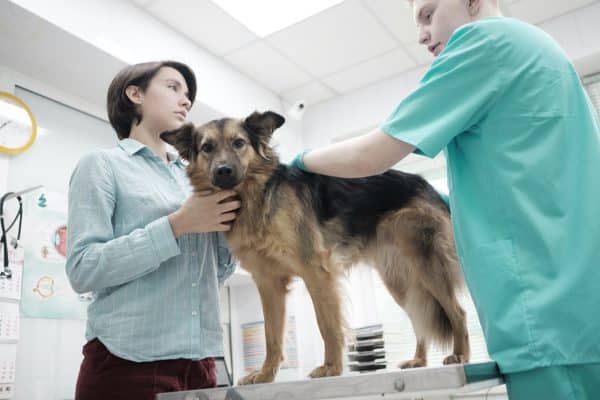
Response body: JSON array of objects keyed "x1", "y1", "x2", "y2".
[
  {"x1": 107, "y1": 61, "x2": 197, "y2": 139},
  {"x1": 406, "y1": 0, "x2": 499, "y2": 6}
]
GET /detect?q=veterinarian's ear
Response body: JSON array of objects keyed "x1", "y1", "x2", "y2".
[
  {"x1": 243, "y1": 111, "x2": 285, "y2": 139},
  {"x1": 160, "y1": 122, "x2": 197, "y2": 161}
]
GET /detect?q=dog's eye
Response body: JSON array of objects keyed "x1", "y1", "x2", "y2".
[
  {"x1": 201, "y1": 143, "x2": 214, "y2": 153},
  {"x1": 233, "y1": 138, "x2": 246, "y2": 149}
]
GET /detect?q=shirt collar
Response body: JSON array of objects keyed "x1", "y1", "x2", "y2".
[
  {"x1": 118, "y1": 138, "x2": 146, "y2": 156},
  {"x1": 119, "y1": 138, "x2": 186, "y2": 167},
  {"x1": 167, "y1": 150, "x2": 187, "y2": 167}
]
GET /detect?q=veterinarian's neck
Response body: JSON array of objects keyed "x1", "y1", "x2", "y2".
[{"x1": 129, "y1": 125, "x2": 170, "y2": 162}]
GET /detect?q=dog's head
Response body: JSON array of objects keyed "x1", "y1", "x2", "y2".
[{"x1": 161, "y1": 110, "x2": 285, "y2": 190}]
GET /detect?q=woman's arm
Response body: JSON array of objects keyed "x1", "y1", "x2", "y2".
[{"x1": 66, "y1": 151, "x2": 180, "y2": 294}]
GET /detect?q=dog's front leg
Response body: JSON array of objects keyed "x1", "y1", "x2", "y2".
[
  {"x1": 238, "y1": 274, "x2": 290, "y2": 385},
  {"x1": 303, "y1": 270, "x2": 345, "y2": 379}
]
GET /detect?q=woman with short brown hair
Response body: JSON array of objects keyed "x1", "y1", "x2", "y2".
[{"x1": 67, "y1": 61, "x2": 240, "y2": 400}]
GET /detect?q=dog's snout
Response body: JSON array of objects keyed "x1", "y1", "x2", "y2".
[
  {"x1": 213, "y1": 164, "x2": 239, "y2": 189},
  {"x1": 217, "y1": 165, "x2": 233, "y2": 176}
]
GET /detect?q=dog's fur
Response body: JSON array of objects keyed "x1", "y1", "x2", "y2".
[{"x1": 161, "y1": 111, "x2": 469, "y2": 385}]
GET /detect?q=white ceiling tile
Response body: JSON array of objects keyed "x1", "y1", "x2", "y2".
[
  {"x1": 146, "y1": 0, "x2": 257, "y2": 56},
  {"x1": 508, "y1": 0, "x2": 598, "y2": 25},
  {"x1": 323, "y1": 48, "x2": 417, "y2": 93},
  {"x1": 130, "y1": 0, "x2": 156, "y2": 7},
  {"x1": 574, "y1": 1, "x2": 600, "y2": 56},
  {"x1": 267, "y1": 0, "x2": 398, "y2": 77},
  {"x1": 281, "y1": 81, "x2": 336, "y2": 106},
  {"x1": 363, "y1": 0, "x2": 419, "y2": 44},
  {"x1": 405, "y1": 42, "x2": 434, "y2": 66},
  {"x1": 225, "y1": 41, "x2": 312, "y2": 93}
]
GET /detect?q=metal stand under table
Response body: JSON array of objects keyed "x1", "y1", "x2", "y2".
[{"x1": 156, "y1": 361, "x2": 503, "y2": 400}]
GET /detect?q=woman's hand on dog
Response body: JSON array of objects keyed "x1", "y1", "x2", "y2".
[{"x1": 168, "y1": 190, "x2": 241, "y2": 237}]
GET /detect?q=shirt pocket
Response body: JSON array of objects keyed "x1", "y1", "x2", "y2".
[{"x1": 461, "y1": 239, "x2": 532, "y2": 356}]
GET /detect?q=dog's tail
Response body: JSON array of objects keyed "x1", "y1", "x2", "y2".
[
  {"x1": 426, "y1": 289, "x2": 455, "y2": 350},
  {"x1": 416, "y1": 203, "x2": 465, "y2": 350},
  {"x1": 376, "y1": 198, "x2": 465, "y2": 350}
]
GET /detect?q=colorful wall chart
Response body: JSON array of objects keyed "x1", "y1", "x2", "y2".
[{"x1": 20, "y1": 188, "x2": 91, "y2": 320}]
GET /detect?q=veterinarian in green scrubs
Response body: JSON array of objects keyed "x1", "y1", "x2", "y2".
[{"x1": 291, "y1": 1, "x2": 600, "y2": 398}]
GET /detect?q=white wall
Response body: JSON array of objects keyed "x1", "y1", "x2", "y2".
[
  {"x1": 0, "y1": 159, "x2": 7, "y2": 200},
  {"x1": 0, "y1": 68, "x2": 13, "y2": 196}
]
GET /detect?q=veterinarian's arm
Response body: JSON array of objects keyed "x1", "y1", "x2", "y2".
[
  {"x1": 66, "y1": 152, "x2": 180, "y2": 293},
  {"x1": 293, "y1": 128, "x2": 415, "y2": 178}
]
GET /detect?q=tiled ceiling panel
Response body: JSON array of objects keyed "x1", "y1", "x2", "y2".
[
  {"x1": 267, "y1": 0, "x2": 398, "y2": 77},
  {"x1": 130, "y1": 0, "x2": 600, "y2": 107}
]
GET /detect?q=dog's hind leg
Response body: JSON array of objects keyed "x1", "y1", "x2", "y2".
[
  {"x1": 238, "y1": 273, "x2": 291, "y2": 385},
  {"x1": 376, "y1": 203, "x2": 470, "y2": 367},
  {"x1": 416, "y1": 255, "x2": 470, "y2": 365},
  {"x1": 302, "y1": 267, "x2": 345, "y2": 379},
  {"x1": 374, "y1": 260, "x2": 431, "y2": 368},
  {"x1": 406, "y1": 207, "x2": 470, "y2": 365}
]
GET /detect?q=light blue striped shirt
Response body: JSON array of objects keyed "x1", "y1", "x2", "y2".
[{"x1": 66, "y1": 138, "x2": 235, "y2": 362}]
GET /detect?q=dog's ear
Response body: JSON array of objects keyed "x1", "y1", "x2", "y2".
[
  {"x1": 243, "y1": 111, "x2": 285, "y2": 160},
  {"x1": 243, "y1": 111, "x2": 285, "y2": 139},
  {"x1": 160, "y1": 123, "x2": 197, "y2": 161}
]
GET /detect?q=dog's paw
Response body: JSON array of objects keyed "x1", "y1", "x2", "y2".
[
  {"x1": 237, "y1": 370, "x2": 275, "y2": 385},
  {"x1": 398, "y1": 358, "x2": 427, "y2": 369},
  {"x1": 308, "y1": 364, "x2": 343, "y2": 378},
  {"x1": 442, "y1": 354, "x2": 468, "y2": 365}
]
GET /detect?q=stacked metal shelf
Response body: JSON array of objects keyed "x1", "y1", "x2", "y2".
[{"x1": 347, "y1": 324, "x2": 386, "y2": 373}]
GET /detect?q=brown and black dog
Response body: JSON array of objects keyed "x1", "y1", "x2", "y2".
[{"x1": 161, "y1": 111, "x2": 469, "y2": 385}]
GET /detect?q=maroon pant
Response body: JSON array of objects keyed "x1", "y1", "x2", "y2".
[{"x1": 75, "y1": 339, "x2": 216, "y2": 400}]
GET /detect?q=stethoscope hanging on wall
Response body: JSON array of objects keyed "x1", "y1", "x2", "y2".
[
  {"x1": 0, "y1": 192, "x2": 24, "y2": 279},
  {"x1": 0, "y1": 186, "x2": 41, "y2": 279},
  {"x1": 0, "y1": 192, "x2": 23, "y2": 279}
]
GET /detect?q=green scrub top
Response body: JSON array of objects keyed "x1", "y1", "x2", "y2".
[{"x1": 381, "y1": 17, "x2": 600, "y2": 374}]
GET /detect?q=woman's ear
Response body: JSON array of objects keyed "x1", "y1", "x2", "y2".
[
  {"x1": 125, "y1": 85, "x2": 144, "y2": 105},
  {"x1": 468, "y1": 0, "x2": 482, "y2": 16}
]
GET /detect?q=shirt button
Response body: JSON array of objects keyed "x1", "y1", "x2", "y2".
[
  {"x1": 191, "y1": 283, "x2": 197, "y2": 288},
  {"x1": 191, "y1": 311, "x2": 198, "y2": 316}
]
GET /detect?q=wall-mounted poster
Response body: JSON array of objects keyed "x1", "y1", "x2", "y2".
[
  {"x1": 242, "y1": 316, "x2": 298, "y2": 373},
  {"x1": 20, "y1": 188, "x2": 91, "y2": 319}
]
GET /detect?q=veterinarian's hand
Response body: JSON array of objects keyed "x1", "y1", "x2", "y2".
[{"x1": 168, "y1": 190, "x2": 241, "y2": 237}]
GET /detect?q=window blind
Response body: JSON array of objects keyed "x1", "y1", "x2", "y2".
[{"x1": 583, "y1": 73, "x2": 600, "y2": 117}]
